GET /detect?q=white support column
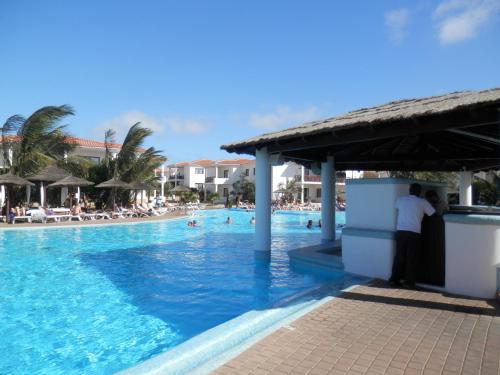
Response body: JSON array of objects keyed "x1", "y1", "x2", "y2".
[
  {"x1": 300, "y1": 166, "x2": 305, "y2": 203},
  {"x1": 459, "y1": 171, "x2": 473, "y2": 206},
  {"x1": 26, "y1": 185, "x2": 31, "y2": 206},
  {"x1": 321, "y1": 156, "x2": 336, "y2": 243},
  {"x1": 40, "y1": 182, "x2": 45, "y2": 207},
  {"x1": 61, "y1": 187, "x2": 68, "y2": 206},
  {"x1": 0, "y1": 185, "x2": 5, "y2": 207},
  {"x1": 255, "y1": 147, "x2": 272, "y2": 256},
  {"x1": 161, "y1": 165, "x2": 165, "y2": 197},
  {"x1": 76, "y1": 186, "x2": 81, "y2": 202}
]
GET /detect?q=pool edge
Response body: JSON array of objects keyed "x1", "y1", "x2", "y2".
[{"x1": 117, "y1": 284, "x2": 362, "y2": 375}]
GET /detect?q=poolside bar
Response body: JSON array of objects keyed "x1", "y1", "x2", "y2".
[{"x1": 222, "y1": 88, "x2": 500, "y2": 299}]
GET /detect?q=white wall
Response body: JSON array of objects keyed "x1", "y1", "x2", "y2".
[
  {"x1": 186, "y1": 166, "x2": 205, "y2": 188},
  {"x1": 445, "y1": 220, "x2": 500, "y2": 298},
  {"x1": 342, "y1": 235, "x2": 395, "y2": 279}
]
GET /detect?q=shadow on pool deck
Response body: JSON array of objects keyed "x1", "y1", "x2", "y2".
[{"x1": 212, "y1": 281, "x2": 500, "y2": 375}]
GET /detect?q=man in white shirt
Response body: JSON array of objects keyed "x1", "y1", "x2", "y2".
[{"x1": 389, "y1": 183, "x2": 436, "y2": 288}]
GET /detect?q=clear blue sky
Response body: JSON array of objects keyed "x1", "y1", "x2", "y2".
[{"x1": 1, "y1": 0, "x2": 500, "y2": 163}]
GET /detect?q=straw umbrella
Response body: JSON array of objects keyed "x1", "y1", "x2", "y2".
[
  {"x1": 95, "y1": 178, "x2": 132, "y2": 209},
  {"x1": 0, "y1": 172, "x2": 35, "y2": 221},
  {"x1": 27, "y1": 164, "x2": 70, "y2": 207},
  {"x1": 170, "y1": 184, "x2": 192, "y2": 203},
  {"x1": 170, "y1": 185, "x2": 191, "y2": 193},
  {"x1": 48, "y1": 175, "x2": 94, "y2": 206}
]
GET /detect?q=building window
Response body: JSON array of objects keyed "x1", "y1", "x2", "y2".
[
  {"x1": 253, "y1": 168, "x2": 255, "y2": 175},
  {"x1": 245, "y1": 169, "x2": 249, "y2": 176},
  {"x1": 196, "y1": 183, "x2": 204, "y2": 190},
  {"x1": 223, "y1": 187, "x2": 229, "y2": 197},
  {"x1": 195, "y1": 168, "x2": 204, "y2": 174},
  {"x1": 304, "y1": 188, "x2": 309, "y2": 199},
  {"x1": 316, "y1": 188, "x2": 321, "y2": 198},
  {"x1": 223, "y1": 170, "x2": 229, "y2": 178}
]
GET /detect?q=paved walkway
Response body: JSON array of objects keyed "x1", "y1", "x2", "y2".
[{"x1": 212, "y1": 282, "x2": 500, "y2": 375}]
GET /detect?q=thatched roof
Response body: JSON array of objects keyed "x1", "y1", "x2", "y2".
[
  {"x1": 223, "y1": 88, "x2": 500, "y2": 150},
  {"x1": 170, "y1": 185, "x2": 191, "y2": 193},
  {"x1": 221, "y1": 88, "x2": 500, "y2": 171},
  {"x1": 0, "y1": 173, "x2": 35, "y2": 186},
  {"x1": 48, "y1": 175, "x2": 94, "y2": 188},
  {"x1": 95, "y1": 178, "x2": 131, "y2": 189},
  {"x1": 128, "y1": 181, "x2": 152, "y2": 190},
  {"x1": 27, "y1": 164, "x2": 71, "y2": 182}
]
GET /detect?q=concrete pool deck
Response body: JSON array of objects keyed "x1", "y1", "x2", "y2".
[
  {"x1": 0, "y1": 210, "x2": 188, "y2": 228},
  {"x1": 212, "y1": 281, "x2": 500, "y2": 375}
]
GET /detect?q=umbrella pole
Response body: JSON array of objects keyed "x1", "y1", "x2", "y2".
[{"x1": 5, "y1": 186, "x2": 9, "y2": 224}]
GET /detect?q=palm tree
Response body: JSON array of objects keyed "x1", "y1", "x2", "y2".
[
  {"x1": 97, "y1": 122, "x2": 166, "y2": 207},
  {"x1": 1, "y1": 105, "x2": 75, "y2": 176},
  {"x1": 1, "y1": 106, "x2": 75, "y2": 206}
]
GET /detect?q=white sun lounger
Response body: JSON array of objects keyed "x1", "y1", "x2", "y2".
[{"x1": 12, "y1": 216, "x2": 32, "y2": 224}]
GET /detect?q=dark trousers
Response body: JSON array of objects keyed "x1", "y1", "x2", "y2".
[{"x1": 390, "y1": 230, "x2": 421, "y2": 286}]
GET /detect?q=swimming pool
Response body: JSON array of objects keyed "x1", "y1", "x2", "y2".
[{"x1": 0, "y1": 209, "x2": 362, "y2": 374}]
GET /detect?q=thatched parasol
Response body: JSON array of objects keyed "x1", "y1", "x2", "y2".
[
  {"x1": 96, "y1": 178, "x2": 132, "y2": 209},
  {"x1": 27, "y1": 165, "x2": 71, "y2": 207},
  {"x1": 27, "y1": 165, "x2": 70, "y2": 182},
  {"x1": 95, "y1": 178, "x2": 131, "y2": 189},
  {"x1": 128, "y1": 181, "x2": 151, "y2": 191},
  {"x1": 0, "y1": 173, "x2": 35, "y2": 187},
  {"x1": 0, "y1": 172, "x2": 35, "y2": 222},
  {"x1": 273, "y1": 188, "x2": 288, "y2": 194},
  {"x1": 170, "y1": 185, "x2": 191, "y2": 193},
  {"x1": 48, "y1": 175, "x2": 94, "y2": 188}
]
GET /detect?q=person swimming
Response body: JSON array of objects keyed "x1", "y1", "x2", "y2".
[
  {"x1": 226, "y1": 216, "x2": 232, "y2": 224},
  {"x1": 250, "y1": 216, "x2": 256, "y2": 225},
  {"x1": 306, "y1": 219, "x2": 313, "y2": 229}
]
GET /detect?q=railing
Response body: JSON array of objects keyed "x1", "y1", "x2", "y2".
[
  {"x1": 169, "y1": 174, "x2": 184, "y2": 180},
  {"x1": 293, "y1": 174, "x2": 321, "y2": 182},
  {"x1": 304, "y1": 175, "x2": 321, "y2": 182}
]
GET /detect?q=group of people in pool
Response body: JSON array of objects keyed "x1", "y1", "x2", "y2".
[
  {"x1": 224, "y1": 216, "x2": 256, "y2": 225},
  {"x1": 307, "y1": 219, "x2": 321, "y2": 229}
]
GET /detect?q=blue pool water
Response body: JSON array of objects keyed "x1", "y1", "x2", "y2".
[{"x1": 0, "y1": 209, "x2": 360, "y2": 374}]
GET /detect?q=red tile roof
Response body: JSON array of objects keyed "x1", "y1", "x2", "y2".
[
  {"x1": 0, "y1": 135, "x2": 150, "y2": 152},
  {"x1": 1, "y1": 135, "x2": 123, "y2": 149},
  {"x1": 217, "y1": 158, "x2": 254, "y2": 165},
  {"x1": 65, "y1": 137, "x2": 122, "y2": 149},
  {"x1": 168, "y1": 158, "x2": 254, "y2": 167}
]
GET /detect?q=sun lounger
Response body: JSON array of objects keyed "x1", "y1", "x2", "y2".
[{"x1": 12, "y1": 216, "x2": 32, "y2": 224}]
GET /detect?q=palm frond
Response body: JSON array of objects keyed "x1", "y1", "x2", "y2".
[
  {"x1": 103, "y1": 128, "x2": 116, "y2": 169},
  {"x1": 12, "y1": 105, "x2": 74, "y2": 176},
  {"x1": 1, "y1": 115, "x2": 24, "y2": 169},
  {"x1": 116, "y1": 122, "x2": 153, "y2": 176}
]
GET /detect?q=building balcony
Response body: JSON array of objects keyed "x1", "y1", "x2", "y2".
[
  {"x1": 169, "y1": 175, "x2": 184, "y2": 180},
  {"x1": 205, "y1": 177, "x2": 229, "y2": 185},
  {"x1": 304, "y1": 175, "x2": 321, "y2": 182},
  {"x1": 294, "y1": 175, "x2": 321, "y2": 183}
]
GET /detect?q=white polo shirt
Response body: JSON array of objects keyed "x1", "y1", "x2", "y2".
[{"x1": 395, "y1": 195, "x2": 436, "y2": 234}]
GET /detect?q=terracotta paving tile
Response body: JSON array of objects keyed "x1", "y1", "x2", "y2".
[{"x1": 211, "y1": 282, "x2": 500, "y2": 375}]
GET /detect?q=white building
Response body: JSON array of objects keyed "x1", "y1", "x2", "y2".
[{"x1": 167, "y1": 158, "x2": 362, "y2": 203}]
